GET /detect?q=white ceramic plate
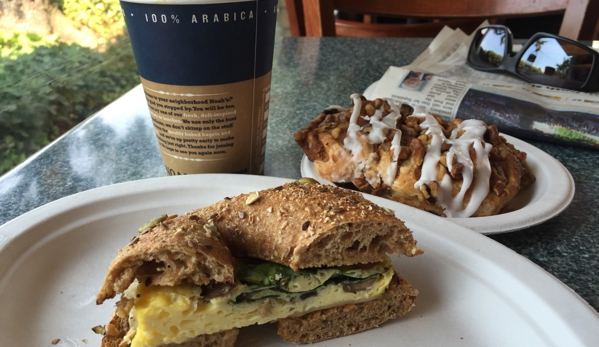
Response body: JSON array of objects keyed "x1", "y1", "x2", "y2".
[
  {"x1": 1, "y1": 175, "x2": 595, "y2": 347},
  {"x1": 301, "y1": 134, "x2": 574, "y2": 234}
]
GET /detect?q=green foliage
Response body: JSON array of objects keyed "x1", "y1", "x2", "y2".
[
  {"x1": 0, "y1": 32, "x2": 60, "y2": 59},
  {"x1": 0, "y1": 1, "x2": 138, "y2": 174},
  {"x1": 0, "y1": 34, "x2": 139, "y2": 174},
  {"x1": 479, "y1": 49, "x2": 503, "y2": 67},
  {"x1": 62, "y1": 0, "x2": 126, "y2": 45}
]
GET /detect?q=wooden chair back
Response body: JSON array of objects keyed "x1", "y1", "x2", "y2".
[{"x1": 285, "y1": 0, "x2": 599, "y2": 40}]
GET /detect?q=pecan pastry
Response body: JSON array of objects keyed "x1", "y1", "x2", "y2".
[{"x1": 295, "y1": 94, "x2": 536, "y2": 217}]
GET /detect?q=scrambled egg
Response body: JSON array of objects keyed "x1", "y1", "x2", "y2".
[{"x1": 129, "y1": 267, "x2": 394, "y2": 347}]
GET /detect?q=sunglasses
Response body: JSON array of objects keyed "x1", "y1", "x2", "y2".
[{"x1": 467, "y1": 25, "x2": 599, "y2": 92}]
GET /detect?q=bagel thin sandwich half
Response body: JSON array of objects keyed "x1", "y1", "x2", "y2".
[{"x1": 96, "y1": 180, "x2": 422, "y2": 347}]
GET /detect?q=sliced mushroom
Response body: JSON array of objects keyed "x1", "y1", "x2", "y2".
[
  {"x1": 202, "y1": 282, "x2": 234, "y2": 300},
  {"x1": 342, "y1": 276, "x2": 379, "y2": 293}
]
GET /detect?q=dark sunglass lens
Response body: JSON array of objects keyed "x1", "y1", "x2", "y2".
[
  {"x1": 470, "y1": 27, "x2": 508, "y2": 68},
  {"x1": 517, "y1": 37, "x2": 594, "y2": 89}
]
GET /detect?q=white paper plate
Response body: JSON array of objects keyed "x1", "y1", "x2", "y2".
[
  {"x1": 301, "y1": 134, "x2": 574, "y2": 234},
  {"x1": 0, "y1": 175, "x2": 595, "y2": 347}
]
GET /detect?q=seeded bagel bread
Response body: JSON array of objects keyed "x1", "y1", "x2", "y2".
[
  {"x1": 96, "y1": 181, "x2": 421, "y2": 347},
  {"x1": 191, "y1": 181, "x2": 421, "y2": 271},
  {"x1": 96, "y1": 213, "x2": 237, "y2": 347},
  {"x1": 96, "y1": 213, "x2": 236, "y2": 305},
  {"x1": 276, "y1": 272, "x2": 417, "y2": 343}
]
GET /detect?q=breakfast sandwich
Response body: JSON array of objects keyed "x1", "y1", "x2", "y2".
[
  {"x1": 96, "y1": 180, "x2": 421, "y2": 346},
  {"x1": 295, "y1": 94, "x2": 536, "y2": 217}
]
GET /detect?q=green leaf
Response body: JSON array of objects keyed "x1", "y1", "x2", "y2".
[{"x1": 0, "y1": 30, "x2": 138, "y2": 175}]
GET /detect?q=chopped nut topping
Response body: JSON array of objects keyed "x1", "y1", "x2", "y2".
[
  {"x1": 450, "y1": 163, "x2": 464, "y2": 180},
  {"x1": 331, "y1": 127, "x2": 341, "y2": 139},
  {"x1": 238, "y1": 211, "x2": 245, "y2": 219}
]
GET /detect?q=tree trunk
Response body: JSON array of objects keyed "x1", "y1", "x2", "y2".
[{"x1": 0, "y1": 0, "x2": 55, "y2": 35}]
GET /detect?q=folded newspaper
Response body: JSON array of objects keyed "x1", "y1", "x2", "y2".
[{"x1": 364, "y1": 25, "x2": 599, "y2": 149}]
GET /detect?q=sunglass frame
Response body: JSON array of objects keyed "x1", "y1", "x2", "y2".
[{"x1": 467, "y1": 24, "x2": 599, "y2": 92}]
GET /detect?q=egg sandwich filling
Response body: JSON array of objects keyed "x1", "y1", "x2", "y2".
[{"x1": 125, "y1": 257, "x2": 394, "y2": 347}]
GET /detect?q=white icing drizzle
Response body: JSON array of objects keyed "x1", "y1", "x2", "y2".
[
  {"x1": 343, "y1": 94, "x2": 365, "y2": 158},
  {"x1": 411, "y1": 107, "x2": 492, "y2": 217},
  {"x1": 336, "y1": 95, "x2": 493, "y2": 217},
  {"x1": 342, "y1": 93, "x2": 403, "y2": 187}
]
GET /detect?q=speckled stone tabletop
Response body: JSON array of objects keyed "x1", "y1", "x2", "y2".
[{"x1": 0, "y1": 37, "x2": 598, "y2": 315}]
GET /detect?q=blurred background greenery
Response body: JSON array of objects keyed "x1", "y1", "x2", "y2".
[{"x1": 0, "y1": 0, "x2": 140, "y2": 175}]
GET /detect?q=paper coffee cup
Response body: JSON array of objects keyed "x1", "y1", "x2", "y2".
[{"x1": 120, "y1": 0, "x2": 278, "y2": 175}]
